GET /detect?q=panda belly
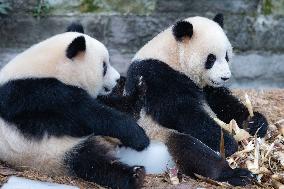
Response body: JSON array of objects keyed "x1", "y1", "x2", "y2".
[
  {"x1": 116, "y1": 109, "x2": 175, "y2": 174},
  {"x1": 0, "y1": 118, "x2": 85, "y2": 175}
]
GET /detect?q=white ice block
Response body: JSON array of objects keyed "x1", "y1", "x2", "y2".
[
  {"x1": 116, "y1": 140, "x2": 175, "y2": 174},
  {"x1": 2, "y1": 176, "x2": 79, "y2": 189}
]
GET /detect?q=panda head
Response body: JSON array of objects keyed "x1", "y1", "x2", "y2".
[
  {"x1": 172, "y1": 14, "x2": 232, "y2": 87},
  {"x1": 0, "y1": 23, "x2": 120, "y2": 97},
  {"x1": 134, "y1": 14, "x2": 232, "y2": 88}
]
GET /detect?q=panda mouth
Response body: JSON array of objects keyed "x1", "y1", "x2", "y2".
[
  {"x1": 104, "y1": 87, "x2": 111, "y2": 92},
  {"x1": 210, "y1": 79, "x2": 221, "y2": 86}
]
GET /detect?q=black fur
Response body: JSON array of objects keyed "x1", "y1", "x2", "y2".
[
  {"x1": 98, "y1": 76, "x2": 146, "y2": 120},
  {"x1": 166, "y1": 132, "x2": 254, "y2": 186},
  {"x1": 126, "y1": 59, "x2": 238, "y2": 157},
  {"x1": 225, "y1": 52, "x2": 229, "y2": 62},
  {"x1": 66, "y1": 36, "x2": 86, "y2": 59},
  {"x1": 172, "y1": 20, "x2": 193, "y2": 41},
  {"x1": 125, "y1": 59, "x2": 267, "y2": 185},
  {"x1": 65, "y1": 136, "x2": 145, "y2": 189},
  {"x1": 204, "y1": 86, "x2": 268, "y2": 138},
  {"x1": 110, "y1": 76, "x2": 126, "y2": 96},
  {"x1": 205, "y1": 54, "x2": 216, "y2": 69},
  {"x1": 244, "y1": 112, "x2": 268, "y2": 138},
  {"x1": 66, "y1": 22, "x2": 85, "y2": 34},
  {"x1": 0, "y1": 78, "x2": 149, "y2": 150},
  {"x1": 0, "y1": 78, "x2": 150, "y2": 188},
  {"x1": 213, "y1": 13, "x2": 224, "y2": 28}
]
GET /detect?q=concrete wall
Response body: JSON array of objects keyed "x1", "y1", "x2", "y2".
[{"x1": 0, "y1": 0, "x2": 283, "y2": 88}]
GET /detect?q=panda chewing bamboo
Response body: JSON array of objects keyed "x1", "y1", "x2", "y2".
[{"x1": 116, "y1": 14, "x2": 269, "y2": 186}]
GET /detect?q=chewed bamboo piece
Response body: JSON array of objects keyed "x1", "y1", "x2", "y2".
[
  {"x1": 220, "y1": 129, "x2": 225, "y2": 159},
  {"x1": 213, "y1": 93, "x2": 256, "y2": 142},
  {"x1": 213, "y1": 117, "x2": 250, "y2": 142},
  {"x1": 230, "y1": 119, "x2": 250, "y2": 142},
  {"x1": 167, "y1": 166, "x2": 179, "y2": 185},
  {"x1": 244, "y1": 93, "x2": 254, "y2": 117},
  {"x1": 213, "y1": 117, "x2": 232, "y2": 133}
]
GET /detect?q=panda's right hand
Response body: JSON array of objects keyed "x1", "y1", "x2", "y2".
[{"x1": 121, "y1": 123, "x2": 150, "y2": 151}]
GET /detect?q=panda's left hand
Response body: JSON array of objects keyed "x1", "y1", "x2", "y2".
[{"x1": 245, "y1": 112, "x2": 268, "y2": 138}]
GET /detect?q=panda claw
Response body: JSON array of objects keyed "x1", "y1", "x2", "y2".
[
  {"x1": 127, "y1": 166, "x2": 145, "y2": 189},
  {"x1": 132, "y1": 166, "x2": 145, "y2": 178},
  {"x1": 138, "y1": 76, "x2": 143, "y2": 86}
]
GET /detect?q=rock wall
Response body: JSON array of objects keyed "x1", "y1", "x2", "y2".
[{"x1": 0, "y1": 0, "x2": 283, "y2": 88}]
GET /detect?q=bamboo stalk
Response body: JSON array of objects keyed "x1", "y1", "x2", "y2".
[{"x1": 244, "y1": 93, "x2": 254, "y2": 117}]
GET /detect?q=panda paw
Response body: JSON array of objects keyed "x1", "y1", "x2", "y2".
[
  {"x1": 128, "y1": 166, "x2": 146, "y2": 189},
  {"x1": 121, "y1": 124, "x2": 150, "y2": 151},
  {"x1": 219, "y1": 168, "x2": 255, "y2": 186},
  {"x1": 246, "y1": 112, "x2": 268, "y2": 138}
]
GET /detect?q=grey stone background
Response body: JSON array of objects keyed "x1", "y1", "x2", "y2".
[{"x1": 0, "y1": 0, "x2": 283, "y2": 88}]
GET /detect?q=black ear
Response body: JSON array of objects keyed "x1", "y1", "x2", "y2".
[
  {"x1": 66, "y1": 22, "x2": 84, "y2": 34},
  {"x1": 172, "y1": 20, "x2": 193, "y2": 41},
  {"x1": 66, "y1": 36, "x2": 86, "y2": 59},
  {"x1": 213, "y1": 13, "x2": 224, "y2": 28}
]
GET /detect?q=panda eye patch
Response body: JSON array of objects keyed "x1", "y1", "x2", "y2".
[
  {"x1": 103, "y1": 62, "x2": 107, "y2": 76},
  {"x1": 225, "y1": 52, "x2": 229, "y2": 62},
  {"x1": 205, "y1": 54, "x2": 216, "y2": 69}
]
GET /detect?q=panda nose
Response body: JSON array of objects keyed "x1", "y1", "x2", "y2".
[{"x1": 221, "y1": 77, "x2": 229, "y2": 81}]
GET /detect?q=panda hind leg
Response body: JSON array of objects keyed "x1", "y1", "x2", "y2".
[
  {"x1": 64, "y1": 136, "x2": 145, "y2": 189},
  {"x1": 166, "y1": 133, "x2": 254, "y2": 186}
]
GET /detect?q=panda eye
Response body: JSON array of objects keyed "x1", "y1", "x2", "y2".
[
  {"x1": 103, "y1": 61, "x2": 107, "y2": 76},
  {"x1": 225, "y1": 52, "x2": 229, "y2": 62},
  {"x1": 205, "y1": 54, "x2": 216, "y2": 69}
]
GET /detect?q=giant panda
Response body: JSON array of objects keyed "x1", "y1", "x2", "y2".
[
  {"x1": 117, "y1": 14, "x2": 269, "y2": 186},
  {"x1": 0, "y1": 23, "x2": 150, "y2": 189}
]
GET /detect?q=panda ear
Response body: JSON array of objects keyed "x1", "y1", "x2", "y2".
[
  {"x1": 172, "y1": 20, "x2": 193, "y2": 41},
  {"x1": 66, "y1": 36, "x2": 86, "y2": 59},
  {"x1": 213, "y1": 13, "x2": 224, "y2": 28},
  {"x1": 66, "y1": 22, "x2": 85, "y2": 34}
]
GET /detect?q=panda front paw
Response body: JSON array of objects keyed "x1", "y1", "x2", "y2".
[
  {"x1": 219, "y1": 168, "x2": 255, "y2": 186},
  {"x1": 246, "y1": 112, "x2": 268, "y2": 138},
  {"x1": 121, "y1": 124, "x2": 150, "y2": 151}
]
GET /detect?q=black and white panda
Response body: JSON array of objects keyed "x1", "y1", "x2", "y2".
[
  {"x1": 0, "y1": 24, "x2": 150, "y2": 189},
  {"x1": 117, "y1": 14, "x2": 269, "y2": 186}
]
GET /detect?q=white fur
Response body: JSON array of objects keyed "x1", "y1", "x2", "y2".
[
  {"x1": 99, "y1": 64, "x2": 120, "y2": 95},
  {"x1": 0, "y1": 32, "x2": 120, "y2": 174},
  {"x1": 205, "y1": 59, "x2": 231, "y2": 87},
  {"x1": 116, "y1": 141, "x2": 175, "y2": 174},
  {"x1": 134, "y1": 16, "x2": 233, "y2": 88},
  {"x1": 0, "y1": 118, "x2": 85, "y2": 175},
  {"x1": 0, "y1": 32, "x2": 120, "y2": 98}
]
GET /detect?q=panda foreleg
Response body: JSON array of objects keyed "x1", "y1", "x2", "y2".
[
  {"x1": 170, "y1": 103, "x2": 238, "y2": 156},
  {"x1": 90, "y1": 105, "x2": 149, "y2": 151},
  {"x1": 98, "y1": 76, "x2": 146, "y2": 118},
  {"x1": 203, "y1": 86, "x2": 268, "y2": 137},
  {"x1": 166, "y1": 132, "x2": 254, "y2": 186},
  {"x1": 64, "y1": 136, "x2": 145, "y2": 189},
  {"x1": 204, "y1": 86, "x2": 250, "y2": 123}
]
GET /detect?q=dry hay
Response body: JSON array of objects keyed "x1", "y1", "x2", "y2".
[
  {"x1": 226, "y1": 89, "x2": 284, "y2": 189},
  {"x1": 0, "y1": 89, "x2": 283, "y2": 189}
]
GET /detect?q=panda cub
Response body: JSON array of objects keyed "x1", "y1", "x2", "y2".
[
  {"x1": 0, "y1": 24, "x2": 150, "y2": 189},
  {"x1": 119, "y1": 14, "x2": 268, "y2": 186}
]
